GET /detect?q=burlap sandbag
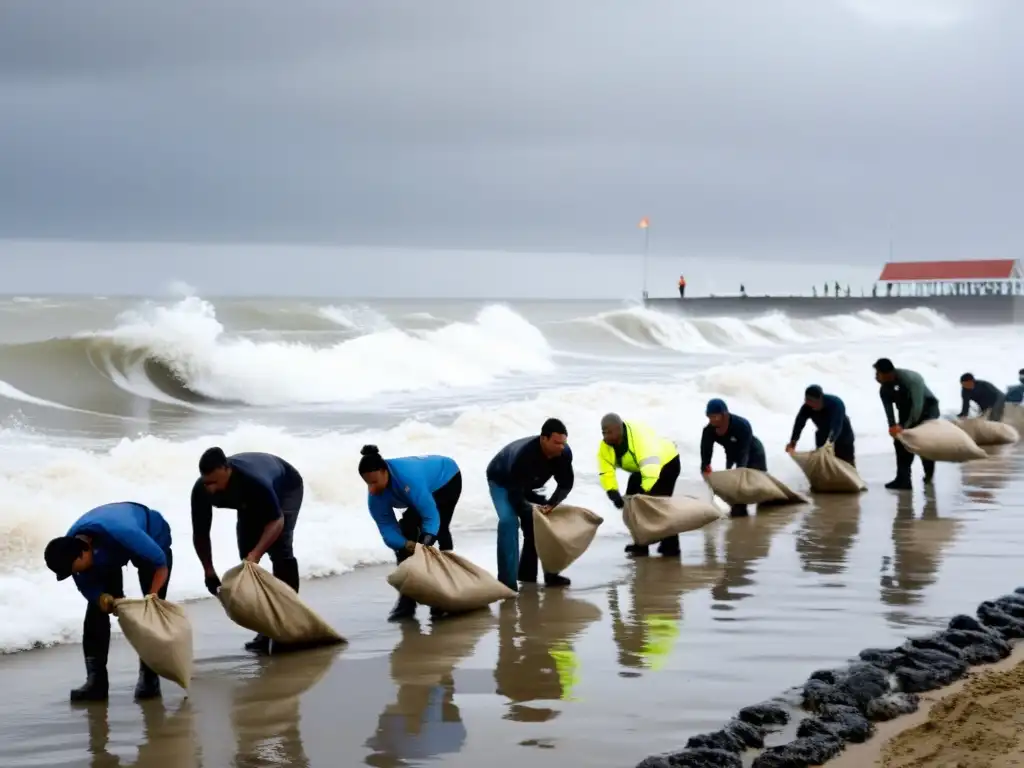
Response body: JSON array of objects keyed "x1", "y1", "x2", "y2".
[
  {"x1": 531, "y1": 504, "x2": 604, "y2": 574},
  {"x1": 219, "y1": 561, "x2": 345, "y2": 646},
  {"x1": 387, "y1": 545, "x2": 516, "y2": 614},
  {"x1": 954, "y1": 415, "x2": 1020, "y2": 447},
  {"x1": 789, "y1": 444, "x2": 867, "y2": 493},
  {"x1": 897, "y1": 419, "x2": 987, "y2": 462},
  {"x1": 113, "y1": 595, "x2": 193, "y2": 689},
  {"x1": 707, "y1": 468, "x2": 809, "y2": 506},
  {"x1": 622, "y1": 495, "x2": 722, "y2": 546},
  {"x1": 1002, "y1": 403, "x2": 1024, "y2": 432}
]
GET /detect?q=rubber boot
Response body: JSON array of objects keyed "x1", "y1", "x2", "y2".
[
  {"x1": 922, "y1": 461, "x2": 935, "y2": 485},
  {"x1": 657, "y1": 535, "x2": 681, "y2": 557},
  {"x1": 544, "y1": 572, "x2": 571, "y2": 588},
  {"x1": 885, "y1": 476, "x2": 912, "y2": 490},
  {"x1": 244, "y1": 633, "x2": 271, "y2": 654},
  {"x1": 388, "y1": 595, "x2": 417, "y2": 622},
  {"x1": 133, "y1": 660, "x2": 162, "y2": 700},
  {"x1": 729, "y1": 504, "x2": 750, "y2": 517},
  {"x1": 70, "y1": 656, "x2": 109, "y2": 703},
  {"x1": 625, "y1": 544, "x2": 650, "y2": 557},
  {"x1": 430, "y1": 605, "x2": 449, "y2": 620}
]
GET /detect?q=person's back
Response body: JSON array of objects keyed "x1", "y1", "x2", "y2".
[
  {"x1": 70, "y1": 502, "x2": 172, "y2": 560},
  {"x1": 229, "y1": 452, "x2": 302, "y2": 494},
  {"x1": 487, "y1": 436, "x2": 539, "y2": 488},
  {"x1": 385, "y1": 455, "x2": 460, "y2": 497}
]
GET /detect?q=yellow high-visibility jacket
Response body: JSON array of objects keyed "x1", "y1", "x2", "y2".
[{"x1": 597, "y1": 421, "x2": 679, "y2": 494}]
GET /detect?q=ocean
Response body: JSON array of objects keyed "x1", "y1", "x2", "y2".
[{"x1": 1, "y1": 293, "x2": 1021, "y2": 655}]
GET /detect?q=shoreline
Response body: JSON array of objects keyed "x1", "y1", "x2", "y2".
[{"x1": 828, "y1": 641, "x2": 1024, "y2": 767}]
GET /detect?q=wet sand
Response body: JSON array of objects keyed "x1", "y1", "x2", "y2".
[{"x1": 3, "y1": 448, "x2": 1024, "y2": 767}]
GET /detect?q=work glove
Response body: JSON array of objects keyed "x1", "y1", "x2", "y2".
[
  {"x1": 205, "y1": 573, "x2": 222, "y2": 596},
  {"x1": 607, "y1": 490, "x2": 624, "y2": 510},
  {"x1": 418, "y1": 533, "x2": 437, "y2": 547}
]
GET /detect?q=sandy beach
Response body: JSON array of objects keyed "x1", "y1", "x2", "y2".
[{"x1": 3, "y1": 449, "x2": 1024, "y2": 768}]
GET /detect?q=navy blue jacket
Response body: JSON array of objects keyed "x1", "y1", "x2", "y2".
[
  {"x1": 70, "y1": 502, "x2": 172, "y2": 603},
  {"x1": 191, "y1": 452, "x2": 303, "y2": 540},
  {"x1": 790, "y1": 394, "x2": 853, "y2": 445},
  {"x1": 486, "y1": 436, "x2": 574, "y2": 510},
  {"x1": 700, "y1": 414, "x2": 761, "y2": 470}
]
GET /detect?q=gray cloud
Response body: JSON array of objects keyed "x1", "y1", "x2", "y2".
[{"x1": 0, "y1": 0, "x2": 1021, "y2": 292}]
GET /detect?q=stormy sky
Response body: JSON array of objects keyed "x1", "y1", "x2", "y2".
[{"x1": 0, "y1": 0, "x2": 1020, "y2": 296}]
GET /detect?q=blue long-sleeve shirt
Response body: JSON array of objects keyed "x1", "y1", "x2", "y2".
[
  {"x1": 69, "y1": 502, "x2": 172, "y2": 603},
  {"x1": 790, "y1": 394, "x2": 853, "y2": 445},
  {"x1": 701, "y1": 414, "x2": 758, "y2": 470},
  {"x1": 191, "y1": 452, "x2": 303, "y2": 543},
  {"x1": 369, "y1": 455, "x2": 460, "y2": 550},
  {"x1": 485, "y1": 436, "x2": 574, "y2": 511},
  {"x1": 1007, "y1": 383, "x2": 1024, "y2": 405}
]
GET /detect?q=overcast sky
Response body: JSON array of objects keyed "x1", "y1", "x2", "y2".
[{"x1": 0, "y1": 0, "x2": 1019, "y2": 296}]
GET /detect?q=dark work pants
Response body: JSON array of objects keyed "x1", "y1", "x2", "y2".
[
  {"x1": 237, "y1": 482, "x2": 303, "y2": 593},
  {"x1": 989, "y1": 395, "x2": 1007, "y2": 422},
  {"x1": 816, "y1": 430, "x2": 856, "y2": 467},
  {"x1": 83, "y1": 549, "x2": 173, "y2": 664},
  {"x1": 626, "y1": 455, "x2": 682, "y2": 554},
  {"x1": 894, "y1": 402, "x2": 941, "y2": 480},
  {"x1": 394, "y1": 472, "x2": 462, "y2": 564}
]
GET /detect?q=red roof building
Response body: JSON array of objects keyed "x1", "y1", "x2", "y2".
[{"x1": 878, "y1": 259, "x2": 1020, "y2": 282}]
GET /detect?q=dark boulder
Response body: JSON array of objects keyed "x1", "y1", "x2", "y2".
[
  {"x1": 686, "y1": 719, "x2": 765, "y2": 753},
  {"x1": 751, "y1": 735, "x2": 844, "y2": 768},
  {"x1": 640, "y1": 748, "x2": 743, "y2": 768},
  {"x1": 866, "y1": 692, "x2": 920, "y2": 721},
  {"x1": 797, "y1": 705, "x2": 873, "y2": 743},
  {"x1": 977, "y1": 601, "x2": 1024, "y2": 639},
  {"x1": 737, "y1": 702, "x2": 790, "y2": 728},
  {"x1": 937, "y1": 628, "x2": 1010, "y2": 665},
  {"x1": 905, "y1": 634, "x2": 964, "y2": 661},
  {"x1": 993, "y1": 595, "x2": 1024, "y2": 619},
  {"x1": 948, "y1": 614, "x2": 989, "y2": 634}
]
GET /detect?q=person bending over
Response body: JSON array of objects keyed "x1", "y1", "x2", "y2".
[
  {"x1": 192, "y1": 447, "x2": 304, "y2": 654},
  {"x1": 359, "y1": 445, "x2": 462, "y2": 621},
  {"x1": 1005, "y1": 369, "x2": 1024, "y2": 404},
  {"x1": 598, "y1": 413, "x2": 681, "y2": 558},
  {"x1": 701, "y1": 398, "x2": 767, "y2": 517},
  {"x1": 959, "y1": 373, "x2": 1006, "y2": 422},
  {"x1": 44, "y1": 502, "x2": 173, "y2": 702},
  {"x1": 785, "y1": 385, "x2": 856, "y2": 465},
  {"x1": 486, "y1": 419, "x2": 574, "y2": 591},
  {"x1": 874, "y1": 358, "x2": 940, "y2": 490}
]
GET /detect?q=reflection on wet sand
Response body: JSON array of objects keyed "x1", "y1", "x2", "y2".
[
  {"x1": 232, "y1": 646, "x2": 341, "y2": 768},
  {"x1": 707, "y1": 509, "x2": 802, "y2": 603},
  {"x1": 494, "y1": 589, "x2": 602, "y2": 722},
  {"x1": 881, "y1": 489, "x2": 963, "y2": 623},
  {"x1": 609, "y1": 557, "x2": 723, "y2": 675},
  {"x1": 796, "y1": 496, "x2": 863, "y2": 577},
  {"x1": 960, "y1": 452, "x2": 1016, "y2": 502},
  {"x1": 364, "y1": 612, "x2": 496, "y2": 767},
  {"x1": 85, "y1": 700, "x2": 198, "y2": 767}
]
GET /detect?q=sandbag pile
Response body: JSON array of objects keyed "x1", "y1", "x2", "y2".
[
  {"x1": 219, "y1": 561, "x2": 345, "y2": 647},
  {"x1": 789, "y1": 444, "x2": 867, "y2": 494},
  {"x1": 897, "y1": 419, "x2": 987, "y2": 462},
  {"x1": 113, "y1": 595, "x2": 193, "y2": 690},
  {"x1": 1002, "y1": 403, "x2": 1024, "y2": 432},
  {"x1": 532, "y1": 504, "x2": 604, "y2": 574},
  {"x1": 387, "y1": 545, "x2": 516, "y2": 614},
  {"x1": 622, "y1": 495, "x2": 722, "y2": 546},
  {"x1": 706, "y1": 468, "x2": 809, "y2": 507},
  {"x1": 955, "y1": 415, "x2": 1020, "y2": 447}
]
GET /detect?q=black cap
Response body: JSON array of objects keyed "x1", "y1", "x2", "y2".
[
  {"x1": 805, "y1": 385, "x2": 824, "y2": 399},
  {"x1": 873, "y1": 358, "x2": 895, "y2": 374},
  {"x1": 44, "y1": 536, "x2": 86, "y2": 581},
  {"x1": 960, "y1": 372, "x2": 974, "y2": 383}
]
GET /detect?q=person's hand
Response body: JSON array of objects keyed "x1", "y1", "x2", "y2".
[
  {"x1": 204, "y1": 573, "x2": 222, "y2": 596},
  {"x1": 98, "y1": 594, "x2": 115, "y2": 614},
  {"x1": 889, "y1": 425, "x2": 904, "y2": 437},
  {"x1": 418, "y1": 533, "x2": 437, "y2": 547},
  {"x1": 539, "y1": 505, "x2": 553, "y2": 515},
  {"x1": 607, "y1": 490, "x2": 624, "y2": 510},
  {"x1": 244, "y1": 550, "x2": 260, "y2": 564},
  {"x1": 404, "y1": 540, "x2": 417, "y2": 554},
  {"x1": 701, "y1": 465, "x2": 712, "y2": 477},
  {"x1": 784, "y1": 442, "x2": 796, "y2": 454}
]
